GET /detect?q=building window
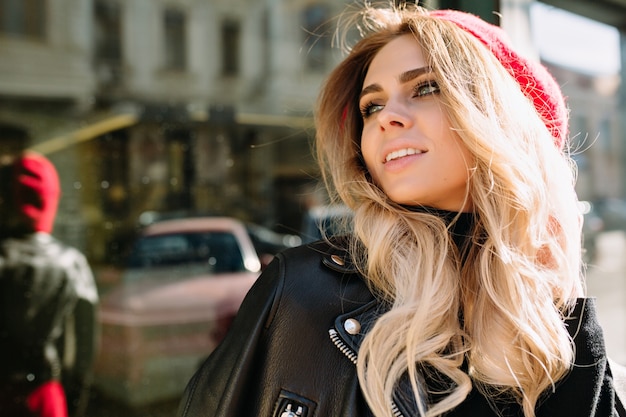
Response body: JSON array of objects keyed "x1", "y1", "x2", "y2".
[
  {"x1": 94, "y1": 1, "x2": 122, "y2": 63},
  {"x1": 0, "y1": 0, "x2": 46, "y2": 39},
  {"x1": 221, "y1": 19, "x2": 240, "y2": 76},
  {"x1": 94, "y1": 0, "x2": 122, "y2": 84},
  {"x1": 302, "y1": 4, "x2": 330, "y2": 71},
  {"x1": 163, "y1": 8, "x2": 187, "y2": 71}
]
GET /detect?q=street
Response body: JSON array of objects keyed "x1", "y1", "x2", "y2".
[
  {"x1": 84, "y1": 231, "x2": 626, "y2": 416},
  {"x1": 586, "y1": 231, "x2": 626, "y2": 365}
]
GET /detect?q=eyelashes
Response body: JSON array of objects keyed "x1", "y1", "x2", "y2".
[
  {"x1": 413, "y1": 80, "x2": 440, "y2": 97},
  {"x1": 359, "y1": 80, "x2": 440, "y2": 119},
  {"x1": 359, "y1": 102, "x2": 384, "y2": 119}
]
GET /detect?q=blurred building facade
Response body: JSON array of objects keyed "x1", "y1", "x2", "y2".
[
  {"x1": 0, "y1": 0, "x2": 624, "y2": 266},
  {"x1": 1, "y1": 0, "x2": 348, "y2": 263}
]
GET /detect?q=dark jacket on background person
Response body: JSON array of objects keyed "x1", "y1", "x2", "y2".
[
  {"x1": 0, "y1": 153, "x2": 99, "y2": 417},
  {"x1": 0, "y1": 233, "x2": 99, "y2": 415},
  {"x1": 177, "y1": 239, "x2": 626, "y2": 417}
]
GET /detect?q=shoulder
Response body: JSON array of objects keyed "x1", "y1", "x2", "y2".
[
  {"x1": 564, "y1": 298, "x2": 607, "y2": 364},
  {"x1": 277, "y1": 237, "x2": 358, "y2": 275},
  {"x1": 3, "y1": 233, "x2": 84, "y2": 259},
  {"x1": 274, "y1": 238, "x2": 367, "y2": 297},
  {"x1": 1, "y1": 233, "x2": 96, "y2": 295},
  {"x1": 35, "y1": 235, "x2": 93, "y2": 277},
  {"x1": 41, "y1": 237, "x2": 97, "y2": 299},
  {"x1": 533, "y1": 298, "x2": 616, "y2": 416},
  {"x1": 245, "y1": 238, "x2": 373, "y2": 328}
]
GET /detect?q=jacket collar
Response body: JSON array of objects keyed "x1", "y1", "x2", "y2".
[{"x1": 321, "y1": 246, "x2": 425, "y2": 416}]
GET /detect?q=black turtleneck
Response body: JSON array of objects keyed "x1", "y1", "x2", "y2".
[{"x1": 401, "y1": 205, "x2": 476, "y2": 259}]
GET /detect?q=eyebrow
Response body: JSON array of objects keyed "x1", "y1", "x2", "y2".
[{"x1": 359, "y1": 66, "x2": 432, "y2": 100}]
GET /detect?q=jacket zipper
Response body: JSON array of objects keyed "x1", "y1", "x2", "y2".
[
  {"x1": 328, "y1": 329, "x2": 405, "y2": 417},
  {"x1": 328, "y1": 328, "x2": 358, "y2": 364}
]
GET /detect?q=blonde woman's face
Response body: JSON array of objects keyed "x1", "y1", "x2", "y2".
[{"x1": 359, "y1": 34, "x2": 474, "y2": 212}]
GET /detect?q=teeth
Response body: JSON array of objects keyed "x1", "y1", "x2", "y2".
[{"x1": 385, "y1": 148, "x2": 422, "y2": 163}]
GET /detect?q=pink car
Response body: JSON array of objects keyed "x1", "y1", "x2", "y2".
[{"x1": 93, "y1": 217, "x2": 261, "y2": 407}]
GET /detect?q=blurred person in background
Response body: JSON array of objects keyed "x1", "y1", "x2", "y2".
[{"x1": 0, "y1": 151, "x2": 99, "y2": 417}]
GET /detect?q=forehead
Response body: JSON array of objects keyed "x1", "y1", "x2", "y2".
[{"x1": 363, "y1": 34, "x2": 427, "y2": 85}]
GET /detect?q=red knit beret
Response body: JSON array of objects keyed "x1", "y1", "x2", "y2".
[
  {"x1": 12, "y1": 152, "x2": 61, "y2": 233},
  {"x1": 430, "y1": 9, "x2": 568, "y2": 149}
]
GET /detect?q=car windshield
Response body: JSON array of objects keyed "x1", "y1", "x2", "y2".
[{"x1": 126, "y1": 231, "x2": 246, "y2": 273}]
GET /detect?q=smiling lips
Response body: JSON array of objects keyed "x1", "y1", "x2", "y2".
[{"x1": 384, "y1": 148, "x2": 425, "y2": 163}]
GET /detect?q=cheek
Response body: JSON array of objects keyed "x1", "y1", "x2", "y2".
[
  {"x1": 458, "y1": 143, "x2": 475, "y2": 172},
  {"x1": 359, "y1": 133, "x2": 378, "y2": 178},
  {"x1": 452, "y1": 147, "x2": 475, "y2": 189}
]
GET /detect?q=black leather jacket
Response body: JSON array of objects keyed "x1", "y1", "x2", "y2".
[
  {"x1": 0, "y1": 233, "x2": 99, "y2": 413},
  {"x1": 178, "y1": 240, "x2": 623, "y2": 417}
]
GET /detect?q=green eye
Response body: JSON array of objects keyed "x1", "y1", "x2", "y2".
[
  {"x1": 413, "y1": 81, "x2": 440, "y2": 97},
  {"x1": 360, "y1": 102, "x2": 385, "y2": 119}
]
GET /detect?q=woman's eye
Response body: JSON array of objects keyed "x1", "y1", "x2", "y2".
[
  {"x1": 413, "y1": 80, "x2": 440, "y2": 97},
  {"x1": 360, "y1": 102, "x2": 385, "y2": 119}
]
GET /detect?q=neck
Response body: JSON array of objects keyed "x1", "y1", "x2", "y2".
[{"x1": 401, "y1": 205, "x2": 475, "y2": 252}]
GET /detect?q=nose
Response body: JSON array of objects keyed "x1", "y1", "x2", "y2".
[{"x1": 378, "y1": 101, "x2": 412, "y2": 130}]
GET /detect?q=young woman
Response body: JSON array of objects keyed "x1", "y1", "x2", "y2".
[{"x1": 177, "y1": 3, "x2": 624, "y2": 417}]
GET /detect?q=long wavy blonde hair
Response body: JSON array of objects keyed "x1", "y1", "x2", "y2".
[{"x1": 315, "y1": 3, "x2": 584, "y2": 417}]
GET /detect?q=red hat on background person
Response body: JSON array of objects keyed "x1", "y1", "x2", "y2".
[
  {"x1": 11, "y1": 151, "x2": 61, "y2": 234},
  {"x1": 429, "y1": 9, "x2": 569, "y2": 149}
]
